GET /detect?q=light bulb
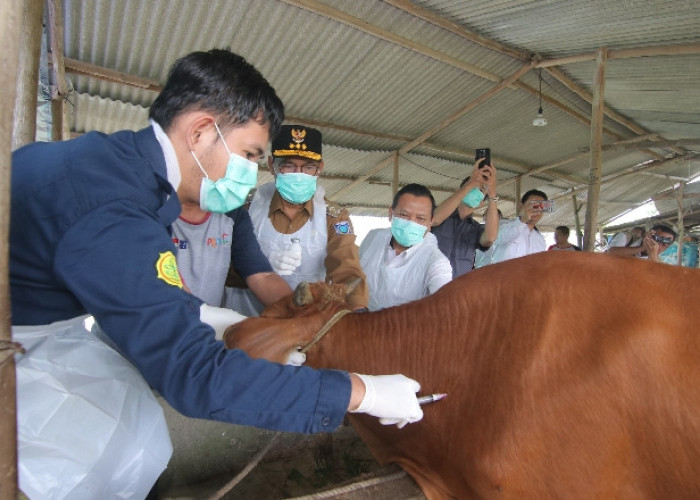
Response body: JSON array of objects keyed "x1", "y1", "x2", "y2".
[{"x1": 532, "y1": 107, "x2": 547, "y2": 127}]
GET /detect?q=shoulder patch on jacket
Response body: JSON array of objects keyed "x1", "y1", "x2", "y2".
[
  {"x1": 333, "y1": 220, "x2": 353, "y2": 235},
  {"x1": 155, "y1": 251, "x2": 183, "y2": 288}
]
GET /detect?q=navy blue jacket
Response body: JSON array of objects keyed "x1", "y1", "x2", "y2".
[{"x1": 10, "y1": 127, "x2": 349, "y2": 433}]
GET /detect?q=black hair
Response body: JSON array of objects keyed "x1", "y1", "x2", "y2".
[
  {"x1": 392, "y1": 183, "x2": 436, "y2": 217},
  {"x1": 460, "y1": 176, "x2": 470, "y2": 188},
  {"x1": 521, "y1": 189, "x2": 548, "y2": 204},
  {"x1": 651, "y1": 224, "x2": 677, "y2": 241},
  {"x1": 149, "y1": 49, "x2": 284, "y2": 137},
  {"x1": 555, "y1": 225, "x2": 570, "y2": 238}
]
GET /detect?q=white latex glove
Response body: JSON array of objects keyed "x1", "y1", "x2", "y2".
[
  {"x1": 268, "y1": 249, "x2": 302, "y2": 276},
  {"x1": 285, "y1": 348, "x2": 306, "y2": 366},
  {"x1": 350, "y1": 373, "x2": 423, "y2": 428},
  {"x1": 200, "y1": 304, "x2": 247, "y2": 340}
]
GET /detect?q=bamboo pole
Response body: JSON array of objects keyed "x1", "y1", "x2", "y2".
[
  {"x1": 47, "y1": 0, "x2": 70, "y2": 141},
  {"x1": 676, "y1": 183, "x2": 685, "y2": 266},
  {"x1": 572, "y1": 195, "x2": 582, "y2": 248},
  {"x1": 12, "y1": 0, "x2": 43, "y2": 150},
  {"x1": 583, "y1": 48, "x2": 607, "y2": 251},
  {"x1": 0, "y1": 0, "x2": 22, "y2": 498},
  {"x1": 391, "y1": 151, "x2": 399, "y2": 199}
]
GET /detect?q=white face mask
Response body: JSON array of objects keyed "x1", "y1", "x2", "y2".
[{"x1": 190, "y1": 123, "x2": 259, "y2": 213}]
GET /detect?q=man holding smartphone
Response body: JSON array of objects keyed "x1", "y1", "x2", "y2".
[
  {"x1": 489, "y1": 189, "x2": 549, "y2": 264},
  {"x1": 432, "y1": 149, "x2": 499, "y2": 277},
  {"x1": 609, "y1": 224, "x2": 676, "y2": 263}
]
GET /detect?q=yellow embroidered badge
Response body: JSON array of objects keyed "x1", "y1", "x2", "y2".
[{"x1": 155, "y1": 251, "x2": 183, "y2": 288}]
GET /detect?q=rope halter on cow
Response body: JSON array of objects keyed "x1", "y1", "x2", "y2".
[{"x1": 299, "y1": 308, "x2": 352, "y2": 354}]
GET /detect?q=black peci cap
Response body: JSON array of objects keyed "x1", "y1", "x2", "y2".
[{"x1": 271, "y1": 125, "x2": 322, "y2": 161}]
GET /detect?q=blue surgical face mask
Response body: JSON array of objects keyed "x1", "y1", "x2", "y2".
[
  {"x1": 462, "y1": 188, "x2": 485, "y2": 208},
  {"x1": 275, "y1": 172, "x2": 318, "y2": 204},
  {"x1": 391, "y1": 217, "x2": 427, "y2": 248},
  {"x1": 191, "y1": 123, "x2": 258, "y2": 213}
]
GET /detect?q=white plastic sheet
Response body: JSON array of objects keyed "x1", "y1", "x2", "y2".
[{"x1": 14, "y1": 316, "x2": 172, "y2": 499}]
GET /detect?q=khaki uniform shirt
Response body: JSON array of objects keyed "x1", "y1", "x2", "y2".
[{"x1": 227, "y1": 191, "x2": 369, "y2": 309}]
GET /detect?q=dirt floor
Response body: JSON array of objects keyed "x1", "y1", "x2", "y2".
[{"x1": 160, "y1": 430, "x2": 425, "y2": 499}]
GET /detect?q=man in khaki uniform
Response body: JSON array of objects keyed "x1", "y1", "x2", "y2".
[{"x1": 225, "y1": 124, "x2": 368, "y2": 314}]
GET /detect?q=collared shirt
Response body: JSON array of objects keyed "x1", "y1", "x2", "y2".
[
  {"x1": 490, "y1": 218, "x2": 546, "y2": 264},
  {"x1": 151, "y1": 119, "x2": 180, "y2": 192},
  {"x1": 265, "y1": 190, "x2": 368, "y2": 309},
  {"x1": 360, "y1": 228, "x2": 452, "y2": 310},
  {"x1": 432, "y1": 211, "x2": 487, "y2": 277}
]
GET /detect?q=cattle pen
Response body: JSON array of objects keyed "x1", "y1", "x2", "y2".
[
  {"x1": 155, "y1": 399, "x2": 425, "y2": 499},
  {"x1": 2, "y1": 1, "x2": 700, "y2": 499}
]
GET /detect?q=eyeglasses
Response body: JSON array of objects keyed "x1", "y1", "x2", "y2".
[{"x1": 278, "y1": 161, "x2": 320, "y2": 175}]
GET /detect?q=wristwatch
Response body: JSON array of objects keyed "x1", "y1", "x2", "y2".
[{"x1": 489, "y1": 196, "x2": 499, "y2": 203}]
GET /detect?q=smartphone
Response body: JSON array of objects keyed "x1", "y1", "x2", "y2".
[
  {"x1": 530, "y1": 200, "x2": 556, "y2": 212},
  {"x1": 475, "y1": 148, "x2": 491, "y2": 168},
  {"x1": 650, "y1": 233, "x2": 673, "y2": 245}
]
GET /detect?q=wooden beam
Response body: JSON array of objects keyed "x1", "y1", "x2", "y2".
[
  {"x1": 543, "y1": 66, "x2": 667, "y2": 160},
  {"x1": 513, "y1": 80, "x2": 600, "y2": 129},
  {"x1": 553, "y1": 155, "x2": 687, "y2": 207},
  {"x1": 513, "y1": 79, "x2": 670, "y2": 163},
  {"x1": 12, "y1": 0, "x2": 43, "y2": 149},
  {"x1": 60, "y1": 60, "x2": 548, "y2": 176},
  {"x1": 654, "y1": 191, "x2": 700, "y2": 201},
  {"x1": 581, "y1": 138, "x2": 700, "y2": 151},
  {"x1": 64, "y1": 57, "x2": 162, "y2": 92},
  {"x1": 537, "y1": 42, "x2": 700, "y2": 67},
  {"x1": 279, "y1": 0, "x2": 502, "y2": 82},
  {"x1": 326, "y1": 61, "x2": 534, "y2": 201},
  {"x1": 1, "y1": 0, "x2": 22, "y2": 497},
  {"x1": 382, "y1": 0, "x2": 529, "y2": 61},
  {"x1": 583, "y1": 48, "x2": 607, "y2": 251},
  {"x1": 368, "y1": 179, "x2": 460, "y2": 195},
  {"x1": 610, "y1": 43, "x2": 700, "y2": 60}
]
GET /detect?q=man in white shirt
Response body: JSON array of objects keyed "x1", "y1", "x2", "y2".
[
  {"x1": 360, "y1": 184, "x2": 452, "y2": 310},
  {"x1": 490, "y1": 189, "x2": 549, "y2": 264},
  {"x1": 606, "y1": 226, "x2": 645, "y2": 256}
]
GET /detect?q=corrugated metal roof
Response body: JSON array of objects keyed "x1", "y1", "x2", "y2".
[{"x1": 56, "y1": 0, "x2": 700, "y2": 234}]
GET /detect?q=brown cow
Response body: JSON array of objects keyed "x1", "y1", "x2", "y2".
[{"x1": 224, "y1": 251, "x2": 700, "y2": 499}]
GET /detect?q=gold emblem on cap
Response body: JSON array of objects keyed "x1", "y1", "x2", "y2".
[{"x1": 289, "y1": 128, "x2": 308, "y2": 151}]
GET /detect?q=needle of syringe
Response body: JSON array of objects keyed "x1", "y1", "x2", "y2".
[{"x1": 417, "y1": 393, "x2": 447, "y2": 405}]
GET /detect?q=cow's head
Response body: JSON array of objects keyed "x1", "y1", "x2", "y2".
[
  {"x1": 261, "y1": 279, "x2": 358, "y2": 319},
  {"x1": 222, "y1": 280, "x2": 358, "y2": 363}
]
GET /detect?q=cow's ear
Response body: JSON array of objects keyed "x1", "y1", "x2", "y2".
[
  {"x1": 344, "y1": 278, "x2": 361, "y2": 297},
  {"x1": 292, "y1": 282, "x2": 313, "y2": 307}
]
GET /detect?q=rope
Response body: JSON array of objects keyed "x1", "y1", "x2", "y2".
[
  {"x1": 0, "y1": 340, "x2": 25, "y2": 367},
  {"x1": 284, "y1": 470, "x2": 409, "y2": 499},
  {"x1": 300, "y1": 309, "x2": 352, "y2": 354},
  {"x1": 207, "y1": 309, "x2": 351, "y2": 498},
  {"x1": 207, "y1": 431, "x2": 282, "y2": 500}
]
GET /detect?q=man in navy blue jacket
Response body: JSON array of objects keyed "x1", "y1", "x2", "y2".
[{"x1": 11, "y1": 49, "x2": 422, "y2": 494}]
